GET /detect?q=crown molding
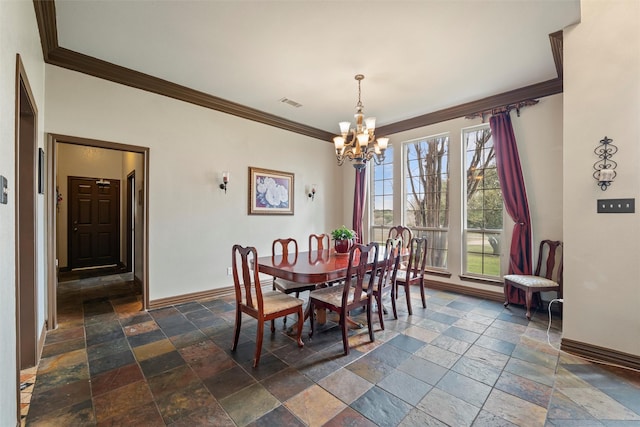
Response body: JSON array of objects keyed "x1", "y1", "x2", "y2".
[{"x1": 377, "y1": 78, "x2": 562, "y2": 136}]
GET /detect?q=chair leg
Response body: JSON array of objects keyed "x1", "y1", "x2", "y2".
[
  {"x1": 503, "y1": 282, "x2": 510, "y2": 307},
  {"x1": 231, "y1": 306, "x2": 242, "y2": 351},
  {"x1": 367, "y1": 301, "x2": 374, "y2": 342},
  {"x1": 270, "y1": 319, "x2": 275, "y2": 334},
  {"x1": 524, "y1": 289, "x2": 533, "y2": 320},
  {"x1": 419, "y1": 277, "x2": 426, "y2": 308},
  {"x1": 404, "y1": 284, "x2": 413, "y2": 315},
  {"x1": 254, "y1": 319, "x2": 264, "y2": 367},
  {"x1": 391, "y1": 286, "x2": 398, "y2": 320},
  {"x1": 376, "y1": 293, "x2": 385, "y2": 330},
  {"x1": 340, "y1": 311, "x2": 350, "y2": 355},
  {"x1": 308, "y1": 301, "x2": 315, "y2": 338},
  {"x1": 295, "y1": 307, "x2": 304, "y2": 347}
]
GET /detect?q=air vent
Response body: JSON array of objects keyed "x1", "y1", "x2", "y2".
[{"x1": 279, "y1": 97, "x2": 302, "y2": 108}]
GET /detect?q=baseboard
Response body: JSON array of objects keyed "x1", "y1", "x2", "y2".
[
  {"x1": 148, "y1": 285, "x2": 235, "y2": 309},
  {"x1": 561, "y1": 338, "x2": 640, "y2": 371},
  {"x1": 424, "y1": 278, "x2": 504, "y2": 302}
]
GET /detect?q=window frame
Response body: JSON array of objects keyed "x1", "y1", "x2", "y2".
[
  {"x1": 402, "y1": 133, "x2": 450, "y2": 271},
  {"x1": 461, "y1": 123, "x2": 504, "y2": 279}
]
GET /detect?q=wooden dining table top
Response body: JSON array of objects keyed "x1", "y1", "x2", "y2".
[{"x1": 256, "y1": 249, "x2": 360, "y2": 284}]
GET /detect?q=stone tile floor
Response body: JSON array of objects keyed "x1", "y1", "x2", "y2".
[{"x1": 22, "y1": 272, "x2": 640, "y2": 426}]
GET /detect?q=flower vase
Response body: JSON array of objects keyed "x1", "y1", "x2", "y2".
[{"x1": 334, "y1": 239, "x2": 353, "y2": 254}]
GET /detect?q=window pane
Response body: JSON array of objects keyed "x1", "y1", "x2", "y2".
[
  {"x1": 466, "y1": 231, "x2": 501, "y2": 276},
  {"x1": 463, "y1": 125, "x2": 503, "y2": 278},
  {"x1": 371, "y1": 146, "x2": 393, "y2": 234},
  {"x1": 404, "y1": 135, "x2": 449, "y2": 269}
]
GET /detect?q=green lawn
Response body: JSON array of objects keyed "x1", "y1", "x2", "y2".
[{"x1": 466, "y1": 244, "x2": 500, "y2": 276}]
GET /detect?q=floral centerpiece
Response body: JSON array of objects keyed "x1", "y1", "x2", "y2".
[{"x1": 331, "y1": 225, "x2": 356, "y2": 253}]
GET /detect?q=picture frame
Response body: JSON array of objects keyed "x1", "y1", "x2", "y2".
[
  {"x1": 248, "y1": 167, "x2": 294, "y2": 215},
  {"x1": 38, "y1": 148, "x2": 45, "y2": 194}
]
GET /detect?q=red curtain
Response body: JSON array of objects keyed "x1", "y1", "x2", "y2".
[
  {"x1": 352, "y1": 168, "x2": 366, "y2": 243},
  {"x1": 490, "y1": 113, "x2": 532, "y2": 305}
]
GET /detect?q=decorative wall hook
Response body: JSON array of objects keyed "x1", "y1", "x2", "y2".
[
  {"x1": 593, "y1": 136, "x2": 617, "y2": 191},
  {"x1": 219, "y1": 171, "x2": 230, "y2": 193}
]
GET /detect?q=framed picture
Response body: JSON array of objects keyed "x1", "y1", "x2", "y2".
[
  {"x1": 248, "y1": 167, "x2": 294, "y2": 215},
  {"x1": 38, "y1": 148, "x2": 45, "y2": 194}
]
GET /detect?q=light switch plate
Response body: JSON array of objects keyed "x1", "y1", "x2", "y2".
[{"x1": 597, "y1": 198, "x2": 635, "y2": 213}]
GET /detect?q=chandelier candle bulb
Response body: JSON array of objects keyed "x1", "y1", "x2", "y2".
[
  {"x1": 365, "y1": 117, "x2": 376, "y2": 130},
  {"x1": 339, "y1": 122, "x2": 351, "y2": 135}
]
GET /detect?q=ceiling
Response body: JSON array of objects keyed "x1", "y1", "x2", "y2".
[{"x1": 50, "y1": 0, "x2": 581, "y2": 139}]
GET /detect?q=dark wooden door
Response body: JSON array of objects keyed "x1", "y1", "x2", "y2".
[{"x1": 68, "y1": 177, "x2": 120, "y2": 269}]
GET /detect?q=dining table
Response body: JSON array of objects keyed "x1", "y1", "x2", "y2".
[
  {"x1": 256, "y1": 247, "x2": 390, "y2": 330},
  {"x1": 257, "y1": 249, "x2": 354, "y2": 286}
]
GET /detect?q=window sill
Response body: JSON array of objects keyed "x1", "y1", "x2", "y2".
[
  {"x1": 458, "y1": 274, "x2": 503, "y2": 287},
  {"x1": 424, "y1": 269, "x2": 452, "y2": 279}
]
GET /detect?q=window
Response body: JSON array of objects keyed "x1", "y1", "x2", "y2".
[
  {"x1": 463, "y1": 125, "x2": 502, "y2": 277},
  {"x1": 371, "y1": 145, "x2": 394, "y2": 243},
  {"x1": 404, "y1": 135, "x2": 449, "y2": 269}
]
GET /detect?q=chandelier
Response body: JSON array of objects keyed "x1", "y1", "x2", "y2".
[{"x1": 333, "y1": 74, "x2": 389, "y2": 170}]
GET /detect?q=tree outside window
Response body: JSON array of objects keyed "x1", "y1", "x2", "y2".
[{"x1": 404, "y1": 135, "x2": 449, "y2": 269}]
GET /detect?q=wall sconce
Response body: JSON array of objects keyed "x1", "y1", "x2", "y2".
[
  {"x1": 219, "y1": 171, "x2": 230, "y2": 193},
  {"x1": 308, "y1": 184, "x2": 317, "y2": 201},
  {"x1": 593, "y1": 136, "x2": 617, "y2": 191}
]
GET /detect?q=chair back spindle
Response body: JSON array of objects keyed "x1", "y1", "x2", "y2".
[{"x1": 343, "y1": 242, "x2": 379, "y2": 308}]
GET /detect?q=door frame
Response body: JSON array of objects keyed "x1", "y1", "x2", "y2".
[
  {"x1": 126, "y1": 171, "x2": 135, "y2": 273},
  {"x1": 46, "y1": 134, "x2": 150, "y2": 330},
  {"x1": 15, "y1": 53, "x2": 39, "y2": 422}
]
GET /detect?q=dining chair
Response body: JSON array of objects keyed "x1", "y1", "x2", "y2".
[
  {"x1": 272, "y1": 237, "x2": 319, "y2": 324},
  {"x1": 388, "y1": 225, "x2": 412, "y2": 252},
  {"x1": 231, "y1": 244, "x2": 304, "y2": 367},
  {"x1": 272, "y1": 238, "x2": 317, "y2": 297},
  {"x1": 308, "y1": 242, "x2": 379, "y2": 355},
  {"x1": 309, "y1": 233, "x2": 330, "y2": 251},
  {"x1": 503, "y1": 240, "x2": 563, "y2": 320},
  {"x1": 394, "y1": 236, "x2": 428, "y2": 315},
  {"x1": 363, "y1": 237, "x2": 402, "y2": 330}
]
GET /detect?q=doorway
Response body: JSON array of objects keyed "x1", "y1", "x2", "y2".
[{"x1": 47, "y1": 135, "x2": 149, "y2": 330}]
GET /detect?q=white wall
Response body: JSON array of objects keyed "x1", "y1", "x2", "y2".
[
  {"x1": 378, "y1": 94, "x2": 564, "y2": 295},
  {"x1": 56, "y1": 144, "x2": 125, "y2": 268},
  {"x1": 45, "y1": 65, "x2": 345, "y2": 302},
  {"x1": 0, "y1": 0, "x2": 46, "y2": 423},
  {"x1": 563, "y1": 0, "x2": 640, "y2": 356}
]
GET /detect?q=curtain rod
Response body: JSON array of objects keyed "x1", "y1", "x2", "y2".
[{"x1": 465, "y1": 99, "x2": 539, "y2": 122}]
